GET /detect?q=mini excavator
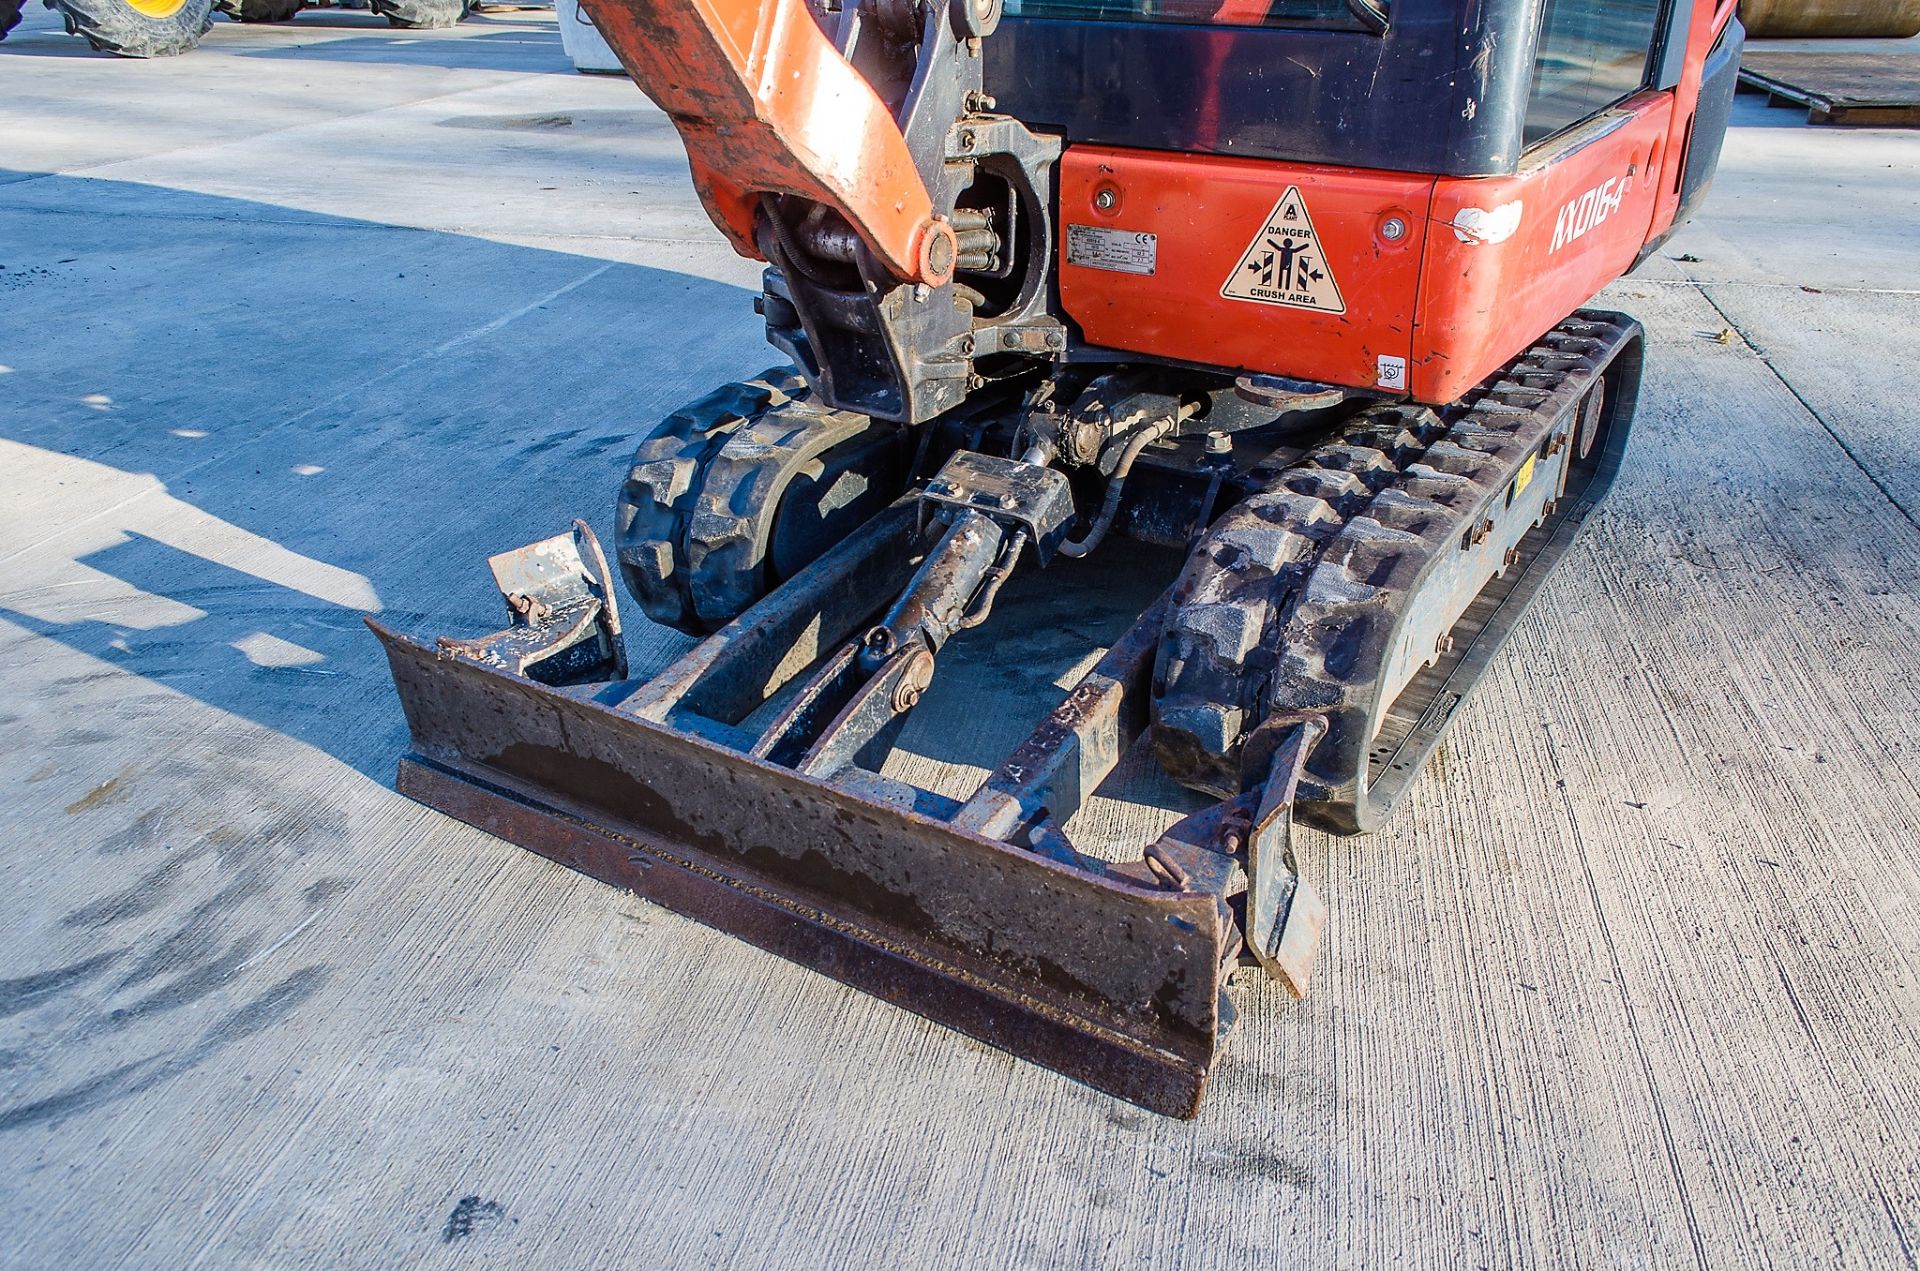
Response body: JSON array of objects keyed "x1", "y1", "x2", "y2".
[{"x1": 370, "y1": 0, "x2": 1744, "y2": 1115}]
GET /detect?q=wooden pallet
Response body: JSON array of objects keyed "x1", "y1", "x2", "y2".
[{"x1": 1739, "y1": 49, "x2": 1920, "y2": 125}]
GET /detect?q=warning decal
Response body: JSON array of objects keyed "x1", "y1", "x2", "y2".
[{"x1": 1220, "y1": 187, "x2": 1345, "y2": 315}]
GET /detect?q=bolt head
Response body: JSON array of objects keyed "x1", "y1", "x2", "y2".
[
  {"x1": 1381, "y1": 216, "x2": 1408, "y2": 242},
  {"x1": 1093, "y1": 188, "x2": 1117, "y2": 211},
  {"x1": 891, "y1": 648, "x2": 937, "y2": 712}
]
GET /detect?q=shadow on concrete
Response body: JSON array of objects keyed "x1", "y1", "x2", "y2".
[
  {"x1": 274, "y1": 6, "x2": 553, "y2": 26},
  {"x1": 0, "y1": 172, "x2": 1198, "y2": 799},
  {"x1": 0, "y1": 172, "x2": 749, "y2": 778},
  {"x1": 1725, "y1": 87, "x2": 1822, "y2": 131}
]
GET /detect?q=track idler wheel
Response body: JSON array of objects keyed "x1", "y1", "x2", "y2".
[{"x1": 615, "y1": 368, "x2": 912, "y2": 634}]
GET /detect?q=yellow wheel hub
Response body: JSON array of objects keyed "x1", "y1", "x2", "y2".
[{"x1": 125, "y1": 0, "x2": 188, "y2": 18}]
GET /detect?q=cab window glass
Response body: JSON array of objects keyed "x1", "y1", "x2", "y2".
[{"x1": 1525, "y1": 0, "x2": 1665, "y2": 145}]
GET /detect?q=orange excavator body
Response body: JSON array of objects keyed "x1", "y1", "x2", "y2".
[
  {"x1": 375, "y1": 0, "x2": 1748, "y2": 1116},
  {"x1": 580, "y1": 0, "x2": 1738, "y2": 405}
]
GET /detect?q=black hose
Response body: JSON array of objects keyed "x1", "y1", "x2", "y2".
[
  {"x1": 1344, "y1": 0, "x2": 1387, "y2": 33},
  {"x1": 957, "y1": 529, "x2": 1029, "y2": 630},
  {"x1": 1056, "y1": 421, "x2": 1171, "y2": 559},
  {"x1": 759, "y1": 193, "x2": 839, "y2": 288}
]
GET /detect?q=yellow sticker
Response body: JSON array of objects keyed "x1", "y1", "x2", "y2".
[{"x1": 1513, "y1": 454, "x2": 1537, "y2": 500}]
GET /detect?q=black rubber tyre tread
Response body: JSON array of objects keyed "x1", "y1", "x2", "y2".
[
  {"x1": 1151, "y1": 402, "x2": 1446, "y2": 797},
  {"x1": 615, "y1": 368, "x2": 806, "y2": 632},
  {"x1": 1272, "y1": 315, "x2": 1633, "y2": 833},
  {"x1": 369, "y1": 0, "x2": 465, "y2": 27},
  {"x1": 1152, "y1": 315, "x2": 1638, "y2": 810},
  {"x1": 49, "y1": 0, "x2": 212, "y2": 54},
  {"x1": 215, "y1": 0, "x2": 301, "y2": 23},
  {"x1": 1, "y1": 0, "x2": 23, "y2": 40},
  {"x1": 681, "y1": 402, "x2": 899, "y2": 631}
]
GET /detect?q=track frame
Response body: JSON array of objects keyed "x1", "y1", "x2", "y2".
[{"x1": 1273, "y1": 312, "x2": 1645, "y2": 832}]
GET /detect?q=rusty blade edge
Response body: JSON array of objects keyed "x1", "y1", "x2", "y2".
[{"x1": 397, "y1": 755, "x2": 1213, "y2": 1118}]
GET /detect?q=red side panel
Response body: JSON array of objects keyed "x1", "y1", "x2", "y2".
[
  {"x1": 1650, "y1": 0, "x2": 1741, "y2": 242},
  {"x1": 1058, "y1": 91, "x2": 1677, "y2": 406},
  {"x1": 1055, "y1": 4, "x2": 1727, "y2": 404},
  {"x1": 1058, "y1": 147, "x2": 1435, "y2": 395},
  {"x1": 1413, "y1": 93, "x2": 1674, "y2": 401}
]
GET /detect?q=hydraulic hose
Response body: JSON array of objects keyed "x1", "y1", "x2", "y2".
[
  {"x1": 1056, "y1": 418, "x2": 1174, "y2": 559},
  {"x1": 956, "y1": 529, "x2": 1029, "y2": 631},
  {"x1": 760, "y1": 194, "x2": 839, "y2": 288}
]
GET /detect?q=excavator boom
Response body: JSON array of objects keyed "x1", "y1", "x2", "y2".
[{"x1": 582, "y1": 0, "x2": 951, "y2": 282}]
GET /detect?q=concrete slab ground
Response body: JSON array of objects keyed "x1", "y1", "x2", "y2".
[{"x1": 3, "y1": 13, "x2": 1918, "y2": 1267}]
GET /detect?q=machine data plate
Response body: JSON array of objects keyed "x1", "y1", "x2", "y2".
[{"x1": 1066, "y1": 224, "x2": 1158, "y2": 276}]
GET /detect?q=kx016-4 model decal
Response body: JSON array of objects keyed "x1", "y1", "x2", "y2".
[{"x1": 1549, "y1": 173, "x2": 1631, "y2": 253}]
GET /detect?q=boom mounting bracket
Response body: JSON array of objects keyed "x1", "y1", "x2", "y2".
[{"x1": 581, "y1": 0, "x2": 1062, "y2": 424}]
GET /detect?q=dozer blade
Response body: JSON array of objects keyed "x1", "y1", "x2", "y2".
[{"x1": 369, "y1": 512, "x2": 1324, "y2": 1117}]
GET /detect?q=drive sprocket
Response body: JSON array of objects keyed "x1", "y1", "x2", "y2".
[{"x1": 616, "y1": 368, "x2": 912, "y2": 634}]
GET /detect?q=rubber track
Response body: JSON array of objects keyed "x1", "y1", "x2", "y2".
[
  {"x1": 616, "y1": 367, "x2": 897, "y2": 634},
  {"x1": 1276, "y1": 313, "x2": 1634, "y2": 832},
  {"x1": 1151, "y1": 402, "x2": 1448, "y2": 797},
  {"x1": 1153, "y1": 311, "x2": 1635, "y2": 813},
  {"x1": 682, "y1": 399, "x2": 897, "y2": 630},
  {"x1": 616, "y1": 369, "x2": 805, "y2": 632}
]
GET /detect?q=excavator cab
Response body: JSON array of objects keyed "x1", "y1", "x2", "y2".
[{"x1": 371, "y1": 0, "x2": 1743, "y2": 1115}]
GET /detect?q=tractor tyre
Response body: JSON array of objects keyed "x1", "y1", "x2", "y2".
[
  {"x1": 369, "y1": 0, "x2": 465, "y2": 27},
  {"x1": 47, "y1": 0, "x2": 212, "y2": 53},
  {"x1": 1, "y1": 0, "x2": 23, "y2": 40},
  {"x1": 214, "y1": 0, "x2": 302, "y2": 21}
]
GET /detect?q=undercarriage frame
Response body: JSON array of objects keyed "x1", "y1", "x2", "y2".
[{"x1": 369, "y1": 311, "x2": 1640, "y2": 1116}]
